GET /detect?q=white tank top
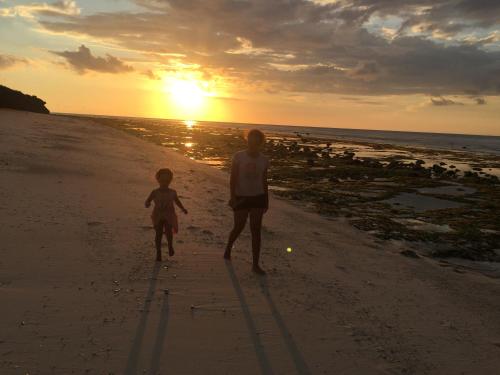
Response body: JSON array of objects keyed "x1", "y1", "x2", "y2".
[{"x1": 232, "y1": 150, "x2": 269, "y2": 196}]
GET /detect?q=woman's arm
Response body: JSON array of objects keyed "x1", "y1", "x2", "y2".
[
  {"x1": 262, "y1": 166, "x2": 269, "y2": 212},
  {"x1": 229, "y1": 157, "x2": 239, "y2": 207}
]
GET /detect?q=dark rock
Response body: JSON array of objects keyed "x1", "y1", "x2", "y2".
[
  {"x1": 400, "y1": 250, "x2": 420, "y2": 258},
  {"x1": 464, "y1": 171, "x2": 478, "y2": 178},
  {"x1": 445, "y1": 170, "x2": 457, "y2": 177},
  {"x1": 0, "y1": 85, "x2": 50, "y2": 114},
  {"x1": 342, "y1": 151, "x2": 355, "y2": 159},
  {"x1": 431, "y1": 164, "x2": 446, "y2": 174},
  {"x1": 387, "y1": 160, "x2": 400, "y2": 169}
]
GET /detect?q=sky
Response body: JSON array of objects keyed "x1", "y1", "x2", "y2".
[{"x1": 1, "y1": 0, "x2": 499, "y2": 135}]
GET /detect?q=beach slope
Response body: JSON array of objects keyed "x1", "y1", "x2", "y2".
[{"x1": 1, "y1": 110, "x2": 499, "y2": 374}]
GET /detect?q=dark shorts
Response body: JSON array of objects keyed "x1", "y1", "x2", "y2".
[{"x1": 233, "y1": 194, "x2": 268, "y2": 211}]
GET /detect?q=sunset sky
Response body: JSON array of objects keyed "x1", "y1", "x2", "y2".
[{"x1": 1, "y1": 0, "x2": 499, "y2": 135}]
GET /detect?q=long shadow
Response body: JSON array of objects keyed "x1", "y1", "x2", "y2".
[
  {"x1": 149, "y1": 293, "x2": 169, "y2": 374},
  {"x1": 125, "y1": 262, "x2": 161, "y2": 375},
  {"x1": 259, "y1": 278, "x2": 311, "y2": 375},
  {"x1": 225, "y1": 262, "x2": 274, "y2": 375}
]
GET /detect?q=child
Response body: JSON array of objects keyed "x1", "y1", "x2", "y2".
[
  {"x1": 224, "y1": 129, "x2": 269, "y2": 275},
  {"x1": 145, "y1": 168, "x2": 188, "y2": 261}
]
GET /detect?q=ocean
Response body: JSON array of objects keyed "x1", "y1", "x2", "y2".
[
  {"x1": 67, "y1": 113, "x2": 500, "y2": 155},
  {"x1": 199, "y1": 121, "x2": 500, "y2": 156}
]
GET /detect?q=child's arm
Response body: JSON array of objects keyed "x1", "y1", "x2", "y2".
[
  {"x1": 145, "y1": 190, "x2": 154, "y2": 208},
  {"x1": 174, "y1": 192, "x2": 188, "y2": 214}
]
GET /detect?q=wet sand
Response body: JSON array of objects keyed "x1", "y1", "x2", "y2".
[{"x1": 1, "y1": 110, "x2": 500, "y2": 374}]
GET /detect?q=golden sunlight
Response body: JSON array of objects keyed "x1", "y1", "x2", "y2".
[
  {"x1": 164, "y1": 78, "x2": 212, "y2": 111},
  {"x1": 184, "y1": 120, "x2": 196, "y2": 128},
  {"x1": 149, "y1": 73, "x2": 228, "y2": 121}
]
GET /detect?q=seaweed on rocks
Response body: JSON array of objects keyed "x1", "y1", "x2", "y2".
[{"x1": 83, "y1": 115, "x2": 500, "y2": 261}]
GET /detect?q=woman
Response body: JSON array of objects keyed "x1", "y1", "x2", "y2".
[{"x1": 224, "y1": 129, "x2": 269, "y2": 275}]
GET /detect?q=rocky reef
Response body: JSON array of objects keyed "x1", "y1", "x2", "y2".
[
  {"x1": 85, "y1": 115, "x2": 500, "y2": 262},
  {"x1": 0, "y1": 85, "x2": 50, "y2": 114}
]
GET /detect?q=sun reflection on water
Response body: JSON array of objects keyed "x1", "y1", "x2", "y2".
[{"x1": 184, "y1": 120, "x2": 196, "y2": 129}]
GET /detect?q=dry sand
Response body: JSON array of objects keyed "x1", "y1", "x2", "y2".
[{"x1": 1, "y1": 109, "x2": 500, "y2": 375}]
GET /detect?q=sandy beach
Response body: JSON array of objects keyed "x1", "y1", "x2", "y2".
[{"x1": 1, "y1": 109, "x2": 500, "y2": 374}]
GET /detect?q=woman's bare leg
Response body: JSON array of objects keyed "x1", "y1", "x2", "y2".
[
  {"x1": 224, "y1": 210, "x2": 249, "y2": 259},
  {"x1": 249, "y1": 208, "x2": 265, "y2": 274}
]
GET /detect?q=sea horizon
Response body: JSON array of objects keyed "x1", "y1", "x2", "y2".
[{"x1": 59, "y1": 111, "x2": 500, "y2": 155}]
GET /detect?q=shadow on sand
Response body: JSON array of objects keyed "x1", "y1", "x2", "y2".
[
  {"x1": 125, "y1": 262, "x2": 170, "y2": 375},
  {"x1": 225, "y1": 261, "x2": 274, "y2": 375},
  {"x1": 149, "y1": 292, "x2": 169, "y2": 374},
  {"x1": 259, "y1": 278, "x2": 311, "y2": 375}
]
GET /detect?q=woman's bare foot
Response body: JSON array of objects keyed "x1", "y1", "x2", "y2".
[
  {"x1": 252, "y1": 265, "x2": 266, "y2": 275},
  {"x1": 168, "y1": 246, "x2": 175, "y2": 256}
]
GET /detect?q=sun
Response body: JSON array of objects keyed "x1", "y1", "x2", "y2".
[
  {"x1": 153, "y1": 74, "x2": 224, "y2": 120},
  {"x1": 164, "y1": 78, "x2": 210, "y2": 112}
]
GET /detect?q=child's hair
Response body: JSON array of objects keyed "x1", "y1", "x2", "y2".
[
  {"x1": 156, "y1": 168, "x2": 173, "y2": 182},
  {"x1": 245, "y1": 129, "x2": 266, "y2": 145}
]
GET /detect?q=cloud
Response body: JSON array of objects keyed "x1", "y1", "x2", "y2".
[
  {"x1": 339, "y1": 96, "x2": 383, "y2": 105},
  {"x1": 0, "y1": 54, "x2": 28, "y2": 70},
  {"x1": 0, "y1": 0, "x2": 80, "y2": 18},
  {"x1": 51, "y1": 45, "x2": 134, "y2": 74},
  {"x1": 430, "y1": 96, "x2": 464, "y2": 106},
  {"x1": 143, "y1": 69, "x2": 161, "y2": 80},
  {"x1": 16, "y1": 0, "x2": 500, "y2": 96},
  {"x1": 333, "y1": 0, "x2": 500, "y2": 38}
]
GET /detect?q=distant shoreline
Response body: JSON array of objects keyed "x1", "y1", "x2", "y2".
[{"x1": 52, "y1": 112, "x2": 500, "y2": 143}]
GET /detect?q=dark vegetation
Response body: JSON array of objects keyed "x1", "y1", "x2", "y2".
[{"x1": 0, "y1": 85, "x2": 49, "y2": 114}]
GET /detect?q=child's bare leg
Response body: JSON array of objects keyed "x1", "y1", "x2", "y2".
[
  {"x1": 224, "y1": 210, "x2": 248, "y2": 259},
  {"x1": 249, "y1": 208, "x2": 265, "y2": 274},
  {"x1": 165, "y1": 223, "x2": 174, "y2": 256},
  {"x1": 154, "y1": 222, "x2": 164, "y2": 261}
]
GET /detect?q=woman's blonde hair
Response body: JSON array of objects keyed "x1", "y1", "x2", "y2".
[{"x1": 245, "y1": 128, "x2": 266, "y2": 145}]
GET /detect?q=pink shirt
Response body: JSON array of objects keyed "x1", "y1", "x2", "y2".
[{"x1": 147, "y1": 188, "x2": 179, "y2": 232}]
